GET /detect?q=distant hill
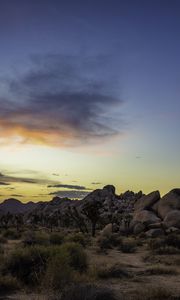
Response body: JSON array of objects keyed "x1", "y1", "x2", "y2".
[{"x1": 0, "y1": 198, "x2": 37, "y2": 214}]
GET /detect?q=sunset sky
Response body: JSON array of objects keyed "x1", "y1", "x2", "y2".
[{"x1": 0, "y1": 0, "x2": 180, "y2": 202}]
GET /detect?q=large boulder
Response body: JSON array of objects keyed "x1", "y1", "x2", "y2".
[
  {"x1": 103, "y1": 185, "x2": 116, "y2": 195},
  {"x1": 134, "y1": 191, "x2": 160, "y2": 211},
  {"x1": 82, "y1": 185, "x2": 116, "y2": 206},
  {"x1": 157, "y1": 189, "x2": 180, "y2": 219},
  {"x1": 163, "y1": 210, "x2": 180, "y2": 229},
  {"x1": 146, "y1": 228, "x2": 164, "y2": 238},
  {"x1": 133, "y1": 210, "x2": 161, "y2": 226},
  {"x1": 133, "y1": 222, "x2": 146, "y2": 235},
  {"x1": 100, "y1": 223, "x2": 113, "y2": 236}
]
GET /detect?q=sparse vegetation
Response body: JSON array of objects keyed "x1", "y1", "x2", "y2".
[
  {"x1": 96, "y1": 263, "x2": 130, "y2": 279},
  {"x1": 130, "y1": 286, "x2": 173, "y2": 300},
  {"x1": 60, "y1": 284, "x2": 118, "y2": 300},
  {"x1": 119, "y1": 238, "x2": 137, "y2": 253},
  {"x1": 3, "y1": 229, "x2": 21, "y2": 240},
  {"x1": 0, "y1": 275, "x2": 19, "y2": 294}
]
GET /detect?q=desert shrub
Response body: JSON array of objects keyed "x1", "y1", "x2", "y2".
[
  {"x1": 34, "y1": 231, "x2": 50, "y2": 245},
  {"x1": 43, "y1": 250, "x2": 73, "y2": 291},
  {"x1": 97, "y1": 233, "x2": 122, "y2": 250},
  {"x1": 23, "y1": 231, "x2": 49, "y2": 246},
  {"x1": 60, "y1": 284, "x2": 118, "y2": 300},
  {"x1": 148, "y1": 238, "x2": 165, "y2": 251},
  {"x1": 97, "y1": 263, "x2": 130, "y2": 279},
  {"x1": 148, "y1": 238, "x2": 180, "y2": 255},
  {"x1": 3, "y1": 229, "x2": 21, "y2": 240},
  {"x1": 119, "y1": 238, "x2": 137, "y2": 253},
  {"x1": 131, "y1": 286, "x2": 173, "y2": 300},
  {"x1": 4, "y1": 246, "x2": 50, "y2": 285},
  {"x1": 0, "y1": 275, "x2": 19, "y2": 294},
  {"x1": 60, "y1": 242, "x2": 88, "y2": 273},
  {"x1": 0, "y1": 244, "x2": 4, "y2": 255},
  {"x1": 22, "y1": 230, "x2": 36, "y2": 246},
  {"x1": 0, "y1": 236, "x2": 7, "y2": 244},
  {"x1": 165, "y1": 233, "x2": 180, "y2": 249},
  {"x1": 65, "y1": 232, "x2": 90, "y2": 247},
  {"x1": 141, "y1": 265, "x2": 177, "y2": 276},
  {"x1": 50, "y1": 232, "x2": 64, "y2": 245}
]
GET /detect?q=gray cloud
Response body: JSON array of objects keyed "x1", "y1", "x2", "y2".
[
  {"x1": 0, "y1": 172, "x2": 58, "y2": 186},
  {"x1": 0, "y1": 182, "x2": 10, "y2": 186},
  {"x1": 47, "y1": 184, "x2": 90, "y2": 190},
  {"x1": 0, "y1": 54, "x2": 123, "y2": 147},
  {"x1": 49, "y1": 190, "x2": 89, "y2": 199}
]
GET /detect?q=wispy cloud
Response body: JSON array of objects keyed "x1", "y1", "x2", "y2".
[
  {"x1": 49, "y1": 190, "x2": 89, "y2": 199},
  {"x1": 47, "y1": 184, "x2": 90, "y2": 190},
  {"x1": 0, "y1": 54, "x2": 124, "y2": 147},
  {"x1": 0, "y1": 172, "x2": 58, "y2": 185},
  {"x1": 0, "y1": 182, "x2": 10, "y2": 186}
]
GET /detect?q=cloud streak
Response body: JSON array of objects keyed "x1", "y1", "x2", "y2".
[
  {"x1": 0, "y1": 54, "x2": 123, "y2": 147},
  {"x1": 47, "y1": 184, "x2": 90, "y2": 190},
  {"x1": 49, "y1": 190, "x2": 90, "y2": 199},
  {"x1": 0, "y1": 172, "x2": 58, "y2": 186}
]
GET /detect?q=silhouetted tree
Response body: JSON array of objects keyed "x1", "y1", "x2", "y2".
[
  {"x1": 82, "y1": 200, "x2": 102, "y2": 237},
  {"x1": 67, "y1": 206, "x2": 88, "y2": 234}
]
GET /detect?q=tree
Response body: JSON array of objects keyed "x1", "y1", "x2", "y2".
[
  {"x1": 66, "y1": 206, "x2": 88, "y2": 234},
  {"x1": 81, "y1": 200, "x2": 102, "y2": 237}
]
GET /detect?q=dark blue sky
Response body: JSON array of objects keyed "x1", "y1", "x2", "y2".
[{"x1": 0, "y1": 0, "x2": 179, "y2": 199}]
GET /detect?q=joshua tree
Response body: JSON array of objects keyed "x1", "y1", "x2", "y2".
[
  {"x1": 66, "y1": 206, "x2": 88, "y2": 234},
  {"x1": 14, "y1": 214, "x2": 24, "y2": 232},
  {"x1": 81, "y1": 200, "x2": 102, "y2": 237}
]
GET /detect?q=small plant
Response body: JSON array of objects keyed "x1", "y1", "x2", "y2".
[
  {"x1": 0, "y1": 236, "x2": 7, "y2": 244},
  {"x1": 3, "y1": 229, "x2": 21, "y2": 240},
  {"x1": 165, "y1": 233, "x2": 180, "y2": 249},
  {"x1": 142, "y1": 265, "x2": 178, "y2": 276},
  {"x1": 148, "y1": 238, "x2": 180, "y2": 255},
  {"x1": 43, "y1": 250, "x2": 73, "y2": 291},
  {"x1": 60, "y1": 242, "x2": 88, "y2": 273},
  {"x1": 97, "y1": 233, "x2": 122, "y2": 251},
  {"x1": 131, "y1": 286, "x2": 173, "y2": 300},
  {"x1": 0, "y1": 275, "x2": 19, "y2": 294},
  {"x1": 97, "y1": 263, "x2": 130, "y2": 279},
  {"x1": 34, "y1": 231, "x2": 50, "y2": 245},
  {"x1": 65, "y1": 232, "x2": 89, "y2": 247},
  {"x1": 49, "y1": 232, "x2": 64, "y2": 245},
  {"x1": 119, "y1": 238, "x2": 137, "y2": 253},
  {"x1": 61, "y1": 284, "x2": 117, "y2": 300},
  {"x1": 4, "y1": 246, "x2": 50, "y2": 285}
]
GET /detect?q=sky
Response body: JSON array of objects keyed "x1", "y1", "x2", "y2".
[{"x1": 0, "y1": 0, "x2": 179, "y2": 202}]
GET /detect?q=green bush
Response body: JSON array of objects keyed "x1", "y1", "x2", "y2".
[
  {"x1": 148, "y1": 237, "x2": 180, "y2": 255},
  {"x1": 165, "y1": 234, "x2": 180, "y2": 249},
  {"x1": 49, "y1": 232, "x2": 64, "y2": 245},
  {"x1": 4, "y1": 242, "x2": 88, "y2": 288},
  {"x1": 4, "y1": 246, "x2": 50, "y2": 285},
  {"x1": 142, "y1": 265, "x2": 177, "y2": 276},
  {"x1": 132, "y1": 286, "x2": 172, "y2": 300},
  {"x1": 34, "y1": 231, "x2": 50, "y2": 245},
  {"x1": 61, "y1": 284, "x2": 117, "y2": 300},
  {"x1": 65, "y1": 232, "x2": 89, "y2": 247},
  {"x1": 60, "y1": 242, "x2": 88, "y2": 273},
  {"x1": 97, "y1": 263, "x2": 130, "y2": 279},
  {"x1": 0, "y1": 275, "x2": 19, "y2": 294},
  {"x1": 0, "y1": 236, "x2": 7, "y2": 244},
  {"x1": 43, "y1": 250, "x2": 73, "y2": 291},
  {"x1": 3, "y1": 229, "x2": 21, "y2": 240},
  {"x1": 97, "y1": 233, "x2": 122, "y2": 251},
  {"x1": 119, "y1": 238, "x2": 137, "y2": 253}
]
